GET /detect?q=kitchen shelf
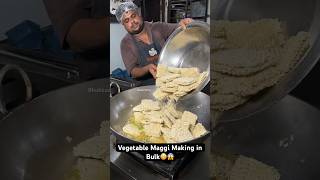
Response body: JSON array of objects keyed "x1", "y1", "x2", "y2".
[{"x1": 166, "y1": 0, "x2": 209, "y2": 23}]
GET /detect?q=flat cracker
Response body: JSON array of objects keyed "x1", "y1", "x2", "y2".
[
  {"x1": 213, "y1": 48, "x2": 281, "y2": 76},
  {"x1": 168, "y1": 94, "x2": 179, "y2": 101},
  {"x1": 168, "y1": 67, "x2": 181, "y2": 74},
  {"x1": 143, "y1": 123, "x2": 162, "y2": 137},
  {"x1": 155, "y1": 79, "x2": 165, "y2": 87},
  {"x1": 212, "y1": 38, "x2": 227, "y2": 51},
  {"x1": 173, "y1": 77, "x2": 197, "y2": 86},
  {"x1": 76, "y1": 158, "x2": 107, "y2": 180},
  {"x1": 163, "y1": 109, "x2": 176, "y2": 123},
  {"x1": 166, "y1": 103, "x2": 182, "y2": 119},
  {"x1": 73, "y1": 135, "x2": 107, "y2": 161},
  {"x1": 153, "y1": 89, "x2": 168, "y2": 100},
  {"x1": 162, "y1": 114, "x2": 173, "y2": 128},
  {"x1": 170, "y1": 121, "x2": 194, "y2": 142},
  {"x1": 229, "y1": 155, "x2": 280, "y2": 180},
  {"x1": 161, "y1": 127, "x2": 176, "y2": 143},
  {"x1": 212, "y1": 20, "x2": 229, "y2": 38},
  {"x1": 145, "y1": 111, "x2": 163, "y2": 123},
  {"x1": 156, "y1": 64, "x2": 168, "y2": 78},
  {"x1": 132, "y1": 104, "x2": 144, "y2": 112},
  {"x1": 160, "y1": 85, "x2": 178, "y2": 93},
  {"x1": 213, "y1": 32, "x2": 309, "y2": 96},
  {"x1": 165, "y1": 81, "x2": 178, "y2": 88},
  {"x1": 181, "y1": 111, "x2": 197, "y2": 126},
  {"x1": 173, "y1": 91, "x2": 187, "y2": 97},
  {"x1": 212, "y1": 93, "x2": 249, "y2": 111},
  {"x1": 180, "y1": 67, "x2": 200, "y2": 77},
  {"x1": 192, "y1": 123, "x2": 207, "y2": 138},
  {"x1": 158, "y1": 73, "x2": 181, "y2": 82},
  {"x1": 123, "y1": 124, "x2": 141, "y2": 137},
  {"x1": 133, "y1": 112, "x2": 147, "y2": 124},
  {"x1": 141, "y1": 99, "x2": 161, "y2": 111},
  {"x1": 223, "y1": 19, "x2": 286, "y2": 49}
]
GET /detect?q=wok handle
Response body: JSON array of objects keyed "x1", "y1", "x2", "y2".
[
  {"x1": 110, "y1": 81, "x2": 120, "y2": 97},
  {"x1": 0, "y1": 64, "x2": 32, "y2": 115}
]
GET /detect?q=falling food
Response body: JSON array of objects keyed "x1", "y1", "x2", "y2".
[{"x1": 154, "y1": 64, "x2": 208, "y2": 101}]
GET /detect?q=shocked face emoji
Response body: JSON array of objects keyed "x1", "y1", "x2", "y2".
[{"x1": 167, "y1": 153, "x2": 174, "y2": 161}]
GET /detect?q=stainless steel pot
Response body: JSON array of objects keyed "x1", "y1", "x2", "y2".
[
  {"x1": 212, "y1": 0, "x2": 320, "y2": 122},
  {"x1": 158, "y1": 21, "x2": 210, "y2": 100}
]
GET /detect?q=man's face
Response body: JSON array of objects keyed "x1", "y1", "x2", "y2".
[{"x1": 122, "y1": 10, "x2": 144, "y2": 34}]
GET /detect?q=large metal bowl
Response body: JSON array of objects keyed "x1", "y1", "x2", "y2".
[
  {"x1": 158, "y1": 21, "x2": 210, "y2": 99},
  {"x1": 212, "y1": 0, "x2": 320, "y2": 122}
]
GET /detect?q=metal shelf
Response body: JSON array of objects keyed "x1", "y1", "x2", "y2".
[{"x1": 166, "y1": 0, "x2": 208, "y2": 23}]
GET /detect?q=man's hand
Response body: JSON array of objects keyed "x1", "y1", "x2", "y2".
[
  {"x1": 131, "y1": 63, "x2": 157, "y2": 79},
  {"x1": 179, "y1": 18, "x2": 193, "y2": 29},
  {"x1": 146, "y1": 64, "x2": 157, "y2": 79}
]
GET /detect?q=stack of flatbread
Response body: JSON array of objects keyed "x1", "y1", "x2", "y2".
[
  {"x1": 153, "y1": 64, "x2": 208, "y2": 101},
  {"x1": 65, "y1": 121, "x2": 109, "y2": 180},
  {"x1": 122, "y1": 99, "x2": 207, "y2": 143},
  {"x1": 211, "y1": 19, "x2": 310, "y2": 124}
]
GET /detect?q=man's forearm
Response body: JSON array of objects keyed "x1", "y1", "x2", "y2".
[
  {"x1": 67, "y1": 17, "x2": 109, "y2": 52},
  {"x1": 131, "y1": 66, "x2": 149, "y2": 78}
]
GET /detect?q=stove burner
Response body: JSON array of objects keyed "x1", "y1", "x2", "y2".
[
  {"x1": 128, "y1": 151, "x2": 197, "y2": 179},
  {"x1": 111, "y1": 134, "x2": 211, "y2": 180}
]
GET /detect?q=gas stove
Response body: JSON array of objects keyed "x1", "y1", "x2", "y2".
[{"x1": 110, "y1": 135, "x2": 211, "y2": 180}]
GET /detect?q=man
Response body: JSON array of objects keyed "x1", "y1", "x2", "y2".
[
  {"x1": 116, "y1": 2, "x2": 193, "y2": 85},
  {"x1": 43, "y1": 0, "x2": 109, "y2": 79}
]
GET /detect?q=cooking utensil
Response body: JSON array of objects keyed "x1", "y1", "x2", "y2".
[
  {"x1": 0, "y1": 79, "x2": 107, "y2": 180},
  {"x1": 212, "y1": 96, "x2": 320, "y2": 179},
  {"x1": 212, "y1": 0, "x2": 320, "y2": 122},
  {"x1": 110, "y1": 85, "x2": 210, "y2": 144},
  {"x1": 158, "y1": 20, "x2": 210, "y2": 100}
]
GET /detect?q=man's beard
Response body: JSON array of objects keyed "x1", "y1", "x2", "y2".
[{"x1": 129, "y1": 21, "x2": 145, "y2": 35}]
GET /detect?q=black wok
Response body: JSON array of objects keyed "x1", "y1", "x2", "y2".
[{"x1": 0, "y1": 79, "x2": 107, "y2": 180}]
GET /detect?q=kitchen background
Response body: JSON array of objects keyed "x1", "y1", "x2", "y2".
[
  {"x1": 0, "y1": 0, "x2": 106, "y2": 118},
  {"x1": 0, "y1": 0, "x2": 319, "y2": 115},
  {"x1": 110, "y1": 0, "x2": 210, "y2": 77}
]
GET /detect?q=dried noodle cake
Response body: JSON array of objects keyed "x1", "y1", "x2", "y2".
[
  {"x1": 154, "y1": 64, "x2": 208, "y2": 101},
  {"x1": 122, "y1": 99, "x2": 208, "y2": 143}
]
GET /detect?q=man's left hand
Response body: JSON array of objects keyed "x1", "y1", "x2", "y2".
[
  {"x1": 179, "y1": 18, "x2": 193, "y2": 29},
  {"x1": 148, "y1": 64, "x2": 157, "y2": 79}
]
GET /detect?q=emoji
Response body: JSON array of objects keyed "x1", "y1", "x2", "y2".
[
  {"x1": 167, "y1": 153, "x2": 174, "y2": 160},
  {"x1": 160, "y1": 153, "x2": 167, "y2": 160}
]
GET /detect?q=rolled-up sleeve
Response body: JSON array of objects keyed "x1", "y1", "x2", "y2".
[{"x1": 43, "y1": 0, "x2": 92, "y2": 49}]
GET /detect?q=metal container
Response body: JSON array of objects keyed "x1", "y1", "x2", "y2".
[
  {"x1": 158, "y1": 20, "x2": 210, "y2": 100},
  {"x1": 110, "y1": 85, "x2": 210, "y2": 144},
  {"x1": 212, "y1": 0, "x2": 320, "y2": 122}
]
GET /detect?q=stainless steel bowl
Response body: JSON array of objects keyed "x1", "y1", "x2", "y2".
[
  {"x1": 158, "y1": 20, "x2": 210, "y2": 99},
  {"x1": 212, "y1": 0, "x2": 320, "y2": 122}
]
